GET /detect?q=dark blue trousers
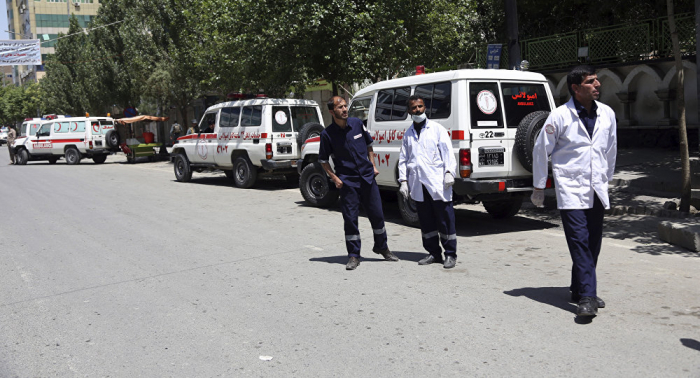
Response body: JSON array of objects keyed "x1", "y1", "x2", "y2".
[
  {"x1": 415, "y1": 185, "x2": 457, "y2": 258},
  {"x1": 560, "y1": 194, "x2": 605, "y2": 298},
  {"x1": 340, "y1": 180, "x2": 388, "y2": 257}
]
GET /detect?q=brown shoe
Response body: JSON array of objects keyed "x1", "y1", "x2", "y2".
[
  {"x1": 373, "y1": 247, "x2": 399, "y2": 261},
  {"x1": 346, "y1": 256, "x2": 360, "y2": 270}
]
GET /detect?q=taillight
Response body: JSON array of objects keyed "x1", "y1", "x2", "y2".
[
  {"x1": 89, "y1": 141, "x2": 93, "y2": 149},
  {"x1": 546, "y1": 177, "x2": 553, "y2": 188},
  {"x1": 459, "y1": 148, "x2": 472, "y2": 178},
  {"x1": 265, "y1": 143, "x2": 272, "y2": 159}
]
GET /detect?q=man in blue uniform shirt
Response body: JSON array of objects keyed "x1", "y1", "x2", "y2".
[
  {"x1": 398, "y1": 95, "x2": 458, "y2": 269},
  {"x1": 531, "y1": 65, "x2": 617, "y2": 317},
  {"x1": 319, "y1": 96, "x2": 399, "y2": 270}
]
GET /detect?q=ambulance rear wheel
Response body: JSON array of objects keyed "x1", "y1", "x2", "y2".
[
  {"x1": 515, "y1": 110, "x2": 550, "y2": 172},
  {"x1": 65, "y1": 148, "x2": 81, "y2": 165},
  {"x1": 397, "y1": 191, "x2": 420, "y2": 227},
  {"x1": 17, "y1": 149, "x2": 28, "y2": 165},
  {"x1": 483, "y1": 198, "x2": 523, "y2": 219},
  {"x1": 300, "y1": 162, "x2": 338, "y2": 207},
  {"x1": 93, "y1": 155, "x2": 107, "y2": 164},
  {"x1": 174, "y1": 154, "x2": 192, "y2": 182},
  {"x1": 233, "y1": 156, "x2": 257, "y2": 188}
]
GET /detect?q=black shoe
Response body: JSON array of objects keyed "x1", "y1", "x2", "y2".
[
  {"x1": 443, "y1": 255, "x2": 456, "y2": 269},
  {"x1": 571, "y1": 293, "x2": 606, "y2": 308},
  {"x1": 418, "y1": 255, "x2": 443, "y2": 265},
  {"x1": 346, "y1": 256, "x2": 360, "y2": 270},
  {"x1": 373, "y1": 247, "x2": 399, "y2": 261},
  {"x1": 576, "y1": 296, "x2": 598, "y2": 316}
]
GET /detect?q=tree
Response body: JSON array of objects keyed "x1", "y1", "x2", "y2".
[{"x1": 667, "y1": 0, "x2": 691, "y2": 212}]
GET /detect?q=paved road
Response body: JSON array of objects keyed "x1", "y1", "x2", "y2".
[{"x1": 1, "y1": 148, "x2": 698, "y2": 377}]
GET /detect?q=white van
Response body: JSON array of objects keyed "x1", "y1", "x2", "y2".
[
  {"x1": 172, "y1": 98, "x2": 324, "y2": 187},
  {"x1": 298, "y1": 69, "x2": 555, "y2": 225},
  {"x1": 12, "y1": 116, "x2": 117, "y2": 164}
]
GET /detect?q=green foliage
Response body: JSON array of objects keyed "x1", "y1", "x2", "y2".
[{"x1": 0, "y1": 83, "x2": 43, "y2": 124}]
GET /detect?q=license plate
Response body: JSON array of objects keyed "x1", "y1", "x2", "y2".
[{"x1": 478, "y1": 147, "x2": 504, "y2": 166}]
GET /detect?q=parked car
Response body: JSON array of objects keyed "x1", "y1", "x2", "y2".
[
  {"x1": 298, "y1": 68, "x2": 555, "y2": 225},
  {"x1": 171, "y1": 98, "x2": 325, "y2": 188},
  {"x1": 0, "y1": 126, "x2": 7, "y2": 145},
  {"x1": 12, "y1": 116, "x2": 117, "y2": 165}
]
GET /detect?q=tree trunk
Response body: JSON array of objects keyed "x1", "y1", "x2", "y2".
[{"x1": 668, "y1": 0, "x2": 691, "y2": 212}]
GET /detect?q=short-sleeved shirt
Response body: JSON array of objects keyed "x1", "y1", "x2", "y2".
[{"x1": 318, "y1": 117, "x2": 375, "y2": 188}]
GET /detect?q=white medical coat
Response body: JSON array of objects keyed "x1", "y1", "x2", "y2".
[
  {"x1": 532, "y1": 98, "x2": 617, "y2": 210},
  {"x1": 398, "y1": 119, "x2": 457, "y2": 202}
]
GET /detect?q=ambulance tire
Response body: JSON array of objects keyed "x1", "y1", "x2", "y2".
[
  {"x1": 397, "y1": 191, "x2": 420, "y2": 227},
  {"x1": 300, "y1": 162, "x2": 338, "y2": 207},
  {"x1": 105, "y1": 130, "x2": 120, "y2": 148},
  {"x1": 65, "y1": 148, "x2": 81, "y2": 165},
  {"x1": 515, "y1": 110, "x2": 550, "y2": 172},
  {"x1": 17, "y1": 149, "x2": 28, "y2": 165},
  {"x1": 174, "y1": 154, "x2": 192, "y2": 182},
  {"x1": 48, "y1": 157, "x2": 59, "y2": 164},
  {"x1": 298, "y1": 122, "x2": 324, "y2": 145},
  {"x1": 233, "y1": 156, "x2": 257, "y2": 188},
  {"x1": 92, "y1": 155, "x2": 107, "y2": 164},
  {"x1": 482, "y1": 198, "x2": 523, "y2": 219}
]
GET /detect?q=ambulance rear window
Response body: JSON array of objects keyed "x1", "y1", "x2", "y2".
[{"x1": 501, "y1": 83, "x2": 551, "y2": 127}]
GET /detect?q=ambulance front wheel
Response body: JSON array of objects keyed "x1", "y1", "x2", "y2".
[
  {"x1": 300, "y1": 162, "x2": 338, "y2": 207},
  {"x1": 16, "y1": 149, "x2": 28, "y2": 165},
  {"x1": 174, "y1": 154, "x2": 192, "y2": 182},
  {"x1": 397, "y1": 191, "x2": 420, "y2": 227}
]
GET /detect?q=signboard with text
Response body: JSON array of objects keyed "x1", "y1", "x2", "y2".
[
  {"x1": 0, "y1": 40, "x2": 42, "y2": 66},
  {"x1": 486, "y1": 44, "x2": 502, "y2": 69}
]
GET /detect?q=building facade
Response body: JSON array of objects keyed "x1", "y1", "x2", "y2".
[{"x1": 5, "y1": 0, "x2": 100, "y2": 84}]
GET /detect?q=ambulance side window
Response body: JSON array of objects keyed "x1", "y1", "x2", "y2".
[
  {"x1": 374, "y1": 87, "x2": 410, "y2": 122},
  {"x1": 469, "y1": 82, "x2": 504, "y2": 128},
  {"x1": 349, "y1": 98, "x2": 371, "y2": 125},
  {"x1": 414, "y1": 81, "x2": 452, "y2": 119},
  {"x1": 241, "y1": 106, "x2": 262, "y2": 127},
  {"x1": 37, "y1": 124, "x2": 51, "y2": 137},
  {"x1": 72, "y1": 121, "x2": 86, "y2": 132},
  {"x1": 220, "y1": 107, "x2": 241, "y2": 128},
  {"x1": 290, "y1": 107, "x2": 320, "y2": 131},
  {"x1": 54, "y1": 122, "x2": 70, "y2": 133}
]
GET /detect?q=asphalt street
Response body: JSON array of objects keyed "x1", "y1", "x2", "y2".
[{"x1": 0, "y1": 146, "x2": 699, "y2": 377}]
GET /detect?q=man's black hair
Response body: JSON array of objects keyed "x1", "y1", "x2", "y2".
[
  {"x1": 408, "y1": 94, "x2": 424, "y2": 104},
  {"x1": 327, "y1": 96, "x2": 343, "y2": 111},
  {"x1": 567, "y1": 65, "x2": 597, "y2": 97}
]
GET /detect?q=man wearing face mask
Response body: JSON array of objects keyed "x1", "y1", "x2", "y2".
[{"x1": 398, "y1": 95, "x2": 458, "y2": 269}]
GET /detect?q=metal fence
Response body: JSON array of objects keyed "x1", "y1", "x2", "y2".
[{"x1": 476, "y1": 13, "x2": 695, "y2": 71}]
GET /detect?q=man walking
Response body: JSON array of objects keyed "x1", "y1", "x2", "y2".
[
  {"x1": 318, "y1": 96, "x2": 398, "y2": 270},
  {"x1": 7, "y1": 125, "x2": 16, "y2": 164},
  {"x1": 531, "y1": 65, "x2": 617, "y2": 317},
  {"x1": 398, "y1": 95, "x2": 458, "y2": 269}
]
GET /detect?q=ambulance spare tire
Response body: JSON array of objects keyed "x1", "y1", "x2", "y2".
[
  {"x1": 514, "y1": 110, "x2": 550, "y2": 172},
  {"x1": 297, "y1": 122, "x2": 324, "y2": 146},
  {"x1": 105, "y1": 129, "x2": 120, "y2": 148},
  {"x1": 300, "y1": 162, "x2": 338, "y2": 207}
]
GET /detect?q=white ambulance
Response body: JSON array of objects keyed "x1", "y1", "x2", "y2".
[
  {"x1": 298, "y1": 69, "x2": 555, "y2": 225},
  {"x1": 172, "y1": 98, "x2": 324, "y2": 187},
  {"x1": 12, "y1": 116, "x2": 118, "y2": 165}
]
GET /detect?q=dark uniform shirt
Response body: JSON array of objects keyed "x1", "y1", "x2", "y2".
[
  {"x1": 318, "y1": 117, "x2": 375, "y2": 188},
  {"x1": 573, "y1": 98, "x2": 598, "y2": 138}
]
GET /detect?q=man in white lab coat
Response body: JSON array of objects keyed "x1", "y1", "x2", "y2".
[
  {"x1": 531, "y1": 65, "x2": 617, "y2": 317},
  {"x1": 399, "y1": 95, "x2": 458, "y2": 269}
]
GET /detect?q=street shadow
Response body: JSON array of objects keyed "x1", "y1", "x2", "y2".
[
  {"x1": 309, "y1": 255, "x2": 387, "y2": 265},
  {"x1": 393, "y1": 251, "x2": 428, "y2": 262},
  {"x1": 602, "y1": 214, "x2": 700, "y2": 257},
  {"x1": 503, "y1": 286, "x2": 576, "y2": 315},
  {"x1": 173, "y1": 175, "x2": 298, "y2": 191},
  {"x1": 680, "y1": 338, "x2": 700, "y2": 352}
]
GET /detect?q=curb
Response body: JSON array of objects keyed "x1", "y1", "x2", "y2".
[
  {"x1": 658, "y1": 221, "x2": 700, "y2": 252},
  {"x1": 605, "y1": 205, "x2": 695, "y2": 219}
]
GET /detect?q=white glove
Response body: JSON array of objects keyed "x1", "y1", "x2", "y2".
[
  {"x1": 530, "y1": 189, "x2": 545, "y2": 208},
  {"x1": 400, "y1": 181, "x2": 409, "y2": 198},
  {"x1": 444, "y1": 172, "x2": 455, "y2": 189}
]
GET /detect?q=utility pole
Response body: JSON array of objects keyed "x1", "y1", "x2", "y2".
[
  {"x1": 696, "y1": 0, "x2": 700, "y2": 150},
  {"x1": 505, "y1": 0, "x2": 521, "y2": 70}
]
